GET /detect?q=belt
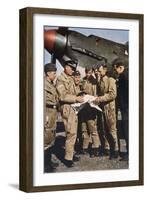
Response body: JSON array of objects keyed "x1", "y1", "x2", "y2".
[{"x1": 46, "y1": 104, "x2": 57, "y2": 109}]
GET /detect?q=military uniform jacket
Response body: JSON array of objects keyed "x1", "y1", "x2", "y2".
[
  {"x1": 56, "y1": 72, "x2": 78, "y2": 119},
  {"x1": 82, "y1": 76, "x2": 97, "y2": 96},
  {"x1": 81, "y1": 75, "x2": 97, "y2": 120},
  {"x1": 44, "y1": 77, "x2": 58, "y2": 106},
  {"x1": 44, "y1": 77, "x2": 58, "y2": 149},
  {"x1": 99, "y1": 75, "x2": 117, "y2": 113},
  {"x1": 75, "y1": 84, "x2": 81, "y2": 96},
  {"x1": 117, "y1": 71, "x2": 128, "y2": 111}
]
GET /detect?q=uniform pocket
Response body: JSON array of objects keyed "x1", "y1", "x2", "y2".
[{"x1": 62, "y1": 105, "x2": 70, "y2": 119}]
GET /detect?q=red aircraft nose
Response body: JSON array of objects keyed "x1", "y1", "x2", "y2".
[{"x1": 44, "y1": 30, "x2": 57, "y2": 52}]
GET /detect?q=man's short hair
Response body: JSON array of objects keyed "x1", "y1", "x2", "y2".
[
  {"x1": 95, "y1": 60, "x2": 107, "y2": 68},
  {"x1": 85, "y1": 68, "x2": 93, "y2": 73},
  {"x1": 101, "y1": 64, "x2": 107, "y2": 69}
]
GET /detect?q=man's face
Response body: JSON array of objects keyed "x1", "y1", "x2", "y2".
[
  {"x1": 47, "y1": 71, "x2": 57, "y2": 81},
  {"x1": 64, "y1": 65, "x2": 74, "y2": 76},
  {"x1": 86, "y1": 69, "x2": 93, "y2": 79},
  {"x1": 94, "y1": 68, "x2": 100, "y2": 78},
  {"x1": 98, "y1": 66, "x2": 107, "y2": 77},
  {"x1": 114, "y1": 65, "x2": 125, "y2": 75},
  {"x1": 74, "y1": 75, "x2": 81, "y2": 85}
]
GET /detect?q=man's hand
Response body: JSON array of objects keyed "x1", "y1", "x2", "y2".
[
  {"x1": 76, "y1": 96, "x2": 84, "y2": 103},
  {"x1": 93, "y1": 96, "x2": 102, "y2": 104}
]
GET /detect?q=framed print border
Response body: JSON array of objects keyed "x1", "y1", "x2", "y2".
[{"x1": 19, "y1": 7, "x2": 144, "y2": 192}]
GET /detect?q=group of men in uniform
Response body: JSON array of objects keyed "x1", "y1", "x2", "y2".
[{"x1": 44, "y1": 59, "x2": 128, "y2": 171}]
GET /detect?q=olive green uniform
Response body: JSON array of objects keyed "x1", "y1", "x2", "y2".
[
  {"x1": 44, "y1": 77, "x2": 58, "y2": 150},
  {"x1": 81, "y1": 76, "x2": 100, "y2": 149},
  {"x1": 56, "y1": 72, "x2": 78, "y2": 161},
  {"x1": 98, "y1": 75, "x2": 118, "y2": 151}
]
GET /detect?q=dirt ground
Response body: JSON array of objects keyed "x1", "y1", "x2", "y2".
[{"x1": 44, "y1": 132, "x2": 128, "y2": 173}]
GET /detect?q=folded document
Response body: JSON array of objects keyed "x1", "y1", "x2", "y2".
[{"x1": 71, "y1": 95, "x2": 102, "y2": 114}]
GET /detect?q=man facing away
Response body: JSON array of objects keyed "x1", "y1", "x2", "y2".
[{"x1": 56, "y1": 60, "x2": 84, "y2": 167}]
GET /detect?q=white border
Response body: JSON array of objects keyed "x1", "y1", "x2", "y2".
[{"x1": 33, "y1": 14, "x2": 139, "y2": 186}]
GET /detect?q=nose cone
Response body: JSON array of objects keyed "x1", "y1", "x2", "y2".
[
  {"x1": 44, "y1": 30, "x2": 57, "y2": 53},
  {"x1": 44, "y1": 29, "x2": 67, "y2": 56}
]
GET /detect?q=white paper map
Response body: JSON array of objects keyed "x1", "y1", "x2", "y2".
[{"x1": 71, "y1": 94, "x2": 102, "y2": 114}]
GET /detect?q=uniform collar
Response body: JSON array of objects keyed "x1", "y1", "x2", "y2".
[
  {"x1": 62, "y1": 71, "x2": 72, "y2": 80},
  {"x1": 62, "y1": 71, "x2": 68, "y2": 78},
  {"x1": 46, "y1": 77, "x2": 53, "y2": 84},
  {"x1": 101, "y1": 75, "x2": 108, "y2": 81}
]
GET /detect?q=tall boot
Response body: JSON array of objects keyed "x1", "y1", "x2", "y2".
[
  {"x1": 44, "y1": 148, "x2": 51, "y2": 166},
  {"x1": 44, "y1": 147, "x2": 58, "y2": 172},
  {"x1": 108, "y1": 135, "x2": 118, "y2": 160},
  {"x1": 109, "y1": 150, "x2": 118, "y2": 160},
  {"x1": 90, "y1": 148, "x2": 99, "y2": 157},
  {"x1": 98, "y1": 146, "x2": 110, "y2": 156}
]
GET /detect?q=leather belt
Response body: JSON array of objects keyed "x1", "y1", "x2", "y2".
[{"x1": 46, "y1": 104, "x2": 57, "y2": 109}]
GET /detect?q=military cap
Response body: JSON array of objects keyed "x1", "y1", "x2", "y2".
[
  {"x1": 72, "y1": 70, "x2": 81, "y2": 76},
  {"x1": 44, "y1": 63, "x2": 57, "y2": 74},
  {"x1": 112, "y1": 58, "x2": 125, "y2": 67},
  {"x1": 64, "y1": 60, "x2": 77, "y2": 69}
]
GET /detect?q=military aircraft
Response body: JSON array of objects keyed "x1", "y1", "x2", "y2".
[{"x1": 44, "y1": 27, "x2": 128, "y2": 74}]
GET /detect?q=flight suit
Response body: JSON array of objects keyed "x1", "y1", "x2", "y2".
[
  {"x1": 81, "y1": 76, "x2": 100, "y2": 150},
  {"x1": 56, "y1": 72, "x2": 78, "y2": 161},
  {"x1": 95, "y1": 76, "x2": 109, "y2": 152},
  {"x1": 75, "y1": 82, "x2": 81, "y2": 95},
  {"x1": 98, "y1": 75, "x2": 118, "y2": 152},
  {"x1": 44, "y1": 77, "x2": 58, "y2": 150},
  {"x1": 74, "y1": 82, "x2": 83, "y2": 152}
]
